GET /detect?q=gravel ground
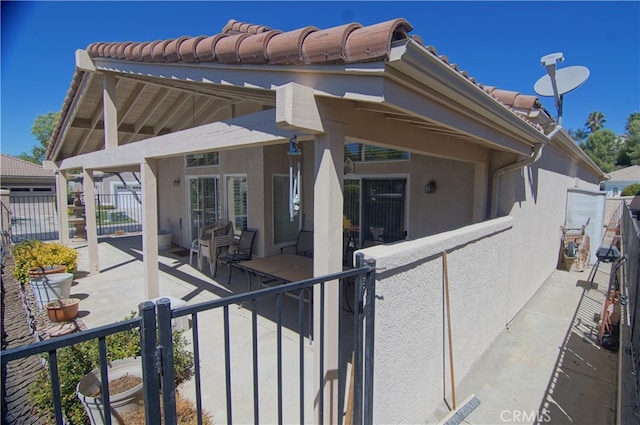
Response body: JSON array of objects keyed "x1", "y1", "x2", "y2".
[{"x1": 1, "y1": 253, "x2": 85, "y2": 424}]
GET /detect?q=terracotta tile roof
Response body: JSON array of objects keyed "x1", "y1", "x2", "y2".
[
  {"x1": 86, "y1": 18, "x2": 416, "y2": 65},
  {"x1": 48, "y1": 18, "x2": 548, "y2": 157},
  {"x1": 0, "y1": 154, "x2": 55, "y2": 178}
]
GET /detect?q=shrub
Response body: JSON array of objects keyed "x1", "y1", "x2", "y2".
[
  {"x1": 621, "y1": 183, "x2": 640, "y2": 196},
  {"x1": 29, "y1": 313, "x2": 194, "y2": 424},
  {"x1": 12, "y1": 240, "x2": 79, "y2": 284}
]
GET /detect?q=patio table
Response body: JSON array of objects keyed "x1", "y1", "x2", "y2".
[{"x1": 236, "y1": 253, "x2": 314, "y2": 287}]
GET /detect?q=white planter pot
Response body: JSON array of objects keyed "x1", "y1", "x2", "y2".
[
  {"x1": 158, "y1": 231, "x2": 172, "y2": 250},
  {"x1": 30, "y1": 272, "x2": 74, "y2": 310},
  {"x1": 76, "y1": 357, "x2": 144, "y2": 425}
]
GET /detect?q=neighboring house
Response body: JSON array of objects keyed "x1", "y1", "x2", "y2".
[
  {"x1": 43, "y1": 18, "x2": 605, "y2": 423},
  {"x1": 600, "y1": 164, "x2": 640, "y2": 196},
  {"x1": 0, "y1": 154, "x2": 55, "y2": 195},
  {"x1": 0, "y1": 154, "x2": 58, "y2": 241}
]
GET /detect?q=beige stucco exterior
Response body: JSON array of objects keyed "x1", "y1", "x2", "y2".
[
  {"x1": 364, "y1": 147, "x2": 600, "y2": 422},
  {"x1": 44, "y1": 29, "x2": 606, "y2": 423}
]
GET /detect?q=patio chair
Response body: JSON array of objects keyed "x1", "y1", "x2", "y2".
[
  {"x1": 215, "y1": 228, "x2": 258, "y2": 284},
  {"x1": 189, "y1": 239, "x2": 200, "y2": 268},
  {"x1": 199, "y1": 219, "x2": 234, "y2": 275},
  {"x1": 280, "y1": 229, "x2": 313, "y2": 258}
]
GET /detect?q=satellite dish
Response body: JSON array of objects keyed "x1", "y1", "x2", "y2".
[
  {"x1": 534, "y1": 66, "x2": 590, "y2": 97},
  {"x1": 533, "y1": 52, "x2": 590, "y2": 125}
]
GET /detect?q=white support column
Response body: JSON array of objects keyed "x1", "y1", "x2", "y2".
[
  {"x1": 55, "y1": 171, "x2": 70, "y2": 244},
  {"x1": 103, "y1": 72, "x2": 118, "y2": 149},
  {"x1": 473, "y1": 163, "x2": 488, "y2": 223},
  {"x1": 141, "y1": 159, "x2": 160, "y2": 299},
  {"x1": 83, "y1": 169, "x2": 99, "y2": 275},
  {"x1": 313, "y1": 124, "x2": 346, "y2": 424}
]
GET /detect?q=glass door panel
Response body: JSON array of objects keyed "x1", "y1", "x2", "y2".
[{"x1": 188, "y1": 176, "x2": 220, "y2": 241}]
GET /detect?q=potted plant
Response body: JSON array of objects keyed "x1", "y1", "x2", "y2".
[
  {"x1": 76, "y1": 357, "x2": 144, "y2": 425},
  {"x1": 29, "y1": 313, "x2": 194, "y2": 424},
  {"x1": 12, "y1": 240, "x2": 79, "y2": 309}
]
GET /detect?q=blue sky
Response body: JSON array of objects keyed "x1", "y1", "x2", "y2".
[{"x1": 1, "y1": 1, "x2": 639, "y2": 157}]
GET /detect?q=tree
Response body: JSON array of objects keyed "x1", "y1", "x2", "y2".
[
  {"x1": 582, "y1": 129, "x2": 619, "y2": 172},
  {"x1": 568, "y1": 128, "x2": 589, "y2": 144},
  {"x1": 617, "y1": 112, "x2": 640, "y2": 166},
  {"x1": 16, "y1": 111, "x2": 60, "y2": 164},
  {"x1": 585, "y1": 111, "x2": 606, "y2": 133}
]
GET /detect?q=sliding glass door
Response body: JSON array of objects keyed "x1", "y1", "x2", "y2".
[{"x1": 343, "y1": 177, "x2": 407, "y2": 247}]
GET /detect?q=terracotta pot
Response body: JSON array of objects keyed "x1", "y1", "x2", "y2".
[
  {"x1": 46, "y1": 298, "x2": 80, "y2": 322},
  {"x1": 28, "y1": 264, "x2": 67, "y2": 277}
]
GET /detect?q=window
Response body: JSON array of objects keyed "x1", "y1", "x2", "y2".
[
  {"x1": 344, "y1": 143, "x2": 409, "y2": 162},
  {"x1": 226, "y1": 175, "x2": 248, "y2": 234},
  {"x1": 185, "y1": 152, "x2": 219, "y2": 168},
  {"x1": 273, "y1": 175, "x2": 300, "y2": 245}
]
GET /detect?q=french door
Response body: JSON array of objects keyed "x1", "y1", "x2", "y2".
[{"x1": 187, "y1": 176, "x2": 220, "y2": 242}]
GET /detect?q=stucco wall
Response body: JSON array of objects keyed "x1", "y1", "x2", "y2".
[
  {"x1": 344, "y1": 153, "x2": 476, "y2": 238},
  {"x1": 363, "y1": 217, "x2": 513, "y2": 424},
  {"x1": 365, "y1": 141, "x2": 602, "y2": 423},
  {"x1": 498, "y1": 144, "x2": 600, "y2": 319},
  {"x1": 157, "y1": 147, "x2": 266, "y2": 256}
]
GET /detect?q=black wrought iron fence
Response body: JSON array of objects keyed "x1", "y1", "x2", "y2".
[
  {"x1": 621, "y1": 203, "x2": 640, "y2": 406},
  {"x1": 8, "y1": 193, "x2": 143, "y2": 242},
  {"x1": 1, "y1": 257, "x2": 376, "y2": 424},
  {"x1": 8, "y1": 195, "x2": 58, "y2": 242}
]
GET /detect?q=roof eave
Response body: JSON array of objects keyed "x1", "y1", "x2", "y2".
[{"x1": 387, "y1": 40, "x2": 550, "y2": 147}]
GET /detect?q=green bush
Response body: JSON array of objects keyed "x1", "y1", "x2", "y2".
[
  {"x1": 12, "y1": 240, "x2": 79, "y2": 284},
  {"x1": 29, "y1": 313, "x2": 194, "y2": 424},
  {"x1": 621, "y1": 183, "x2": 640, "y2": 196}
]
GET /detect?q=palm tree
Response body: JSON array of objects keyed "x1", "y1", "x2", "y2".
[
  {"x1": 571, "y1": 128, "x2": 589, "y2": 143},
  {"x1": 585, "y1": 111, "x2": 606, "y2": 133}
]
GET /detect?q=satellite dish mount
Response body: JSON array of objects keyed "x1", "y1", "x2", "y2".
[{"x1": 534, "y1": 52, "x2": 589, "y2": 126}]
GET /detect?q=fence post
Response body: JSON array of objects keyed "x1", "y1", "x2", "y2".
[
  {"x1": 139, "y1": 301, "x2": 161, "y2": 423},
  {"x1": 363, "y1": 258, "x2": 376, "y2": 425},
  {"x1": 1, "y1": 189, "x2": 11, "y2": 246},
  {"x1": 352, "y1": 253, "x2": 365, "y2": 425},
  {"x1": 157, "y1": 298, "x2": 178, "y2": 424}
]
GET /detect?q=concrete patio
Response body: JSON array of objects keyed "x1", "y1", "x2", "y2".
[
  {"x1": 67, "y1": 234, "x2": 619, "y2": 424},
  {"x1": 68, "y1": 234, "x2": 320, "y2": 424}
]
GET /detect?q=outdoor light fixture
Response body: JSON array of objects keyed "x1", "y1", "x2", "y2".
[
  {"x1": 173, "y1": 178, "x2": 181, "y2": 187},
  {"x1": 287, "y1": 135, "x2": 302, "y2": 222},
  {"x1": 425, "y1": 180, "x2": 436, "y2": 194}
]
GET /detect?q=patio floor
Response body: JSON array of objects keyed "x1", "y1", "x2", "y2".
[{"x1": 69, "y1": 234, "x2": 325, "y2": 424}]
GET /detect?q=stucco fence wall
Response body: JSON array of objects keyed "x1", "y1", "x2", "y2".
[{"x1": 361, "y1": 217, "x2": 513, "y2": 424}]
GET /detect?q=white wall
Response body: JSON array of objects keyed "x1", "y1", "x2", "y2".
[
  {"x1": 364, "y1": 142, "x2": 602, "y2": 423},
  {"x1": 363, "y1": 218, "x2": 513, "y2": 424}
]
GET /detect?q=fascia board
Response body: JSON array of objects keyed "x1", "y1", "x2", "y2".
[
  {"x1": 387, "y1": 41, "x2": 549, "y2": 147},
  {"x1": 551, "y1": 129, "x2": 605, "y2": 179},
  {"x1": 50, "y1": 71, "x2": 94, "y2": 161}
]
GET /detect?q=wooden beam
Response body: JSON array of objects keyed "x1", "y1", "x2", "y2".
[
  {"x1": 103, "y1": 73, "x2": 118, "y2": 149},
  {"x1": 57, "y1": 109, "x2": 290, "y2": 171},
  {"x1": 276, "y1": 82, "x2": 325, "y2": 134}
]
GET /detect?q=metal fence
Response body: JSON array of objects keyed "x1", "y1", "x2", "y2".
[
  {"x1": 621, "y1": 202, "x2": 640, "y2": 413},
  {"x1": 1, "y1": 256, "x2": 376, "y2": 424},
  {"x1": 8, "y1": 193, "x2": 143, "y2": 242}
]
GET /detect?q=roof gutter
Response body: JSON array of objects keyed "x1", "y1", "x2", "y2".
[{"x1": 490, "y1": 124, "x2": 563, "y2": 218}]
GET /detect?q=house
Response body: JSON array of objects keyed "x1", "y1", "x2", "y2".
[
  {"x1": 600, "y1": 164, "x2": 640, "y2": 197},
  {"x1": 43, "y1": 18, "x2": 604, "y2": 423},
  {"x1": 1, "y1": 154, "x2": 58, "y2": 241},
  {"x1": 0, "y1": 154, "x2": 55, "y2": 196}
]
